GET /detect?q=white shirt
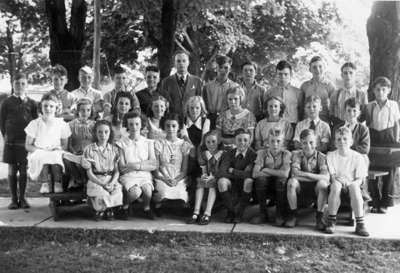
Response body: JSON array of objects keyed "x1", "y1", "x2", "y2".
[{"x1": 370, "y1": 100, "x2": 400, "y2": 131}]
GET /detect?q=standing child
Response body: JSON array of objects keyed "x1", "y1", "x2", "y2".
[
  {"x1": 293, "y1": 96, "x2": 331, "y2": 153},
  {"x1": 82, "y1": 120, "x2": 123, "y2": 221},
  {"x1": 254, "y1": 96, "x2": 293, "y2": 150},
  {"x1": 252, "y1": 129, "x2": 291, "y2": 226},
  {"x1": 65, "y1": 98, "x2": 95, "y2": 189},
  {"x1": 25, "y1": 93, "x2": 71, "y2": 193},
  {"x1": 187, "y1": 131, "x2": 223, "y2": 225},
  {"x1": 325, "y1": 127, "x2": 369, "y2": 236},
  {"x1": 286, "y1": 129, "x2": 329, "y2": 229},
  {"x1": 0, "y1": 73, "x2": 38, "y2": 209},
  {"x1": 146, "y1": 95, "x2": 168, "y2": 140}
]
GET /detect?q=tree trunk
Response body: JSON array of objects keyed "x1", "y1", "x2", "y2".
[
  {"x1": 45, "y1": 0, "x2": 87, "y2": 91},
  {"x1": 158, "y1": 0, "x2": 178, "y2": 79},
  {"x1": 92, "y1": 0, "x2": 101, "y2": 89},
  {"x1": 367, "y1": 1, "x2": 400, "y2": 101},
  {"x1": 6, "y1": 20, "x2": 16, "y2": 93}
]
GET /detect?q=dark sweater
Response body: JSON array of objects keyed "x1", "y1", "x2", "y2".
[{"x1": 218, "y1": 148, "x2": 257, "y2": 179}]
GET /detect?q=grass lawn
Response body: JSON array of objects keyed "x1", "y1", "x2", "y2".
[{"x1": 0, "y1": 227, "x2": 399, "y2": 273}]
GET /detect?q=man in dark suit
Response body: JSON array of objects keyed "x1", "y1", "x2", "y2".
[{"x1": 160, "y1": 51, "x2": 203, "y2": 117}]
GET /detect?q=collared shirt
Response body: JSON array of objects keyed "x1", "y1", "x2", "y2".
[
  {"x1": 240, "y1": 80, "x2": 266, "y2": 118},
  {"x1": 216, "y1": 109, "x2": 256, "y2": 137},
  {"x1": 254, "y1": 118, "x2": 293, "y2": 149},
  {"x1": 48, "y1": 89, "x2": 77, "y2": 112},
  {"x1": 326, "y1": 149, "x2": 367, "y2": 181},
  {"x1": 82, "y1": 142, "x2": 120, "y2": 172},
  {"x1": 71, "y1": 86, "x2": 102, "y2": 104},
  {"x1": 291, "y1": 150, "x2": 328, "y2": 174},
  {"x1": 176, "y1": 72, "x2": 188, "y2": 83},
  {"x1": 203, "y1": 79, "x2": 239, "y2": 114},
  {"x1": 367, "y1": 100, "x2": 400, "y2": 131},
  {"x1": 329, "y1": 86, "x2": 367, "y2": 121},
  {"x1": 294, "y1": 118, "x2": 331, "y2": 148},
  {"x1": 255, "y1": 148, "x2": 291, "y2": 170},
  {"x1": 267, "y1": 84, "x2": 304, "y2": 123},
  {"x1": 198, "y1": 150, "x2": 223, "y2": 176},
  {"x1": 300, "y1": 78, "x2": 335, "y2": 121},
  {"x1": 235, "y1": 148, "x2": 248, "y2": 158}
]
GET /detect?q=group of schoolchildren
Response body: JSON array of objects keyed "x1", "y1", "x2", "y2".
[{"x1": 1, "y1": 51, "x2": 399, "y2": 238}]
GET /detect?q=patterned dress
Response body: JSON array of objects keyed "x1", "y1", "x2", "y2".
[{"x1": 216, "y1": 109, "x2": 256, "y2": 142}]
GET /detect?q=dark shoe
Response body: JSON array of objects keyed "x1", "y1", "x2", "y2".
[
  {"x1": 105, "y1": 209, "x2": 114, "y2": 220},
  {"x1": 325, "y1": 221, "x2": 336, "y2": 234},
  {"x1": 8, "y1": 200, "x2": 19, "y2": 210},
  {"x1": 249, "y1": 213, "x2": 269, "y2": 224},
  {"x1": 355, "y1": 223, "x2": 370, "y2": 237},
  {"x1": 144, "y1": 209, "x2": 155, "y2": 220},
  {"x1": 284, "y1": 215, "x2": 297, "y2": 228},
  {"x1": 316, "y1": 215, "x2": 325, "y2": 231},
  {"x1": 94, "y1": 211, "x2": 104, "y2": 221},
  {"x1": 116, "y1": 208, "x2": 129, "y2": 220},
  {"x1": 19, "y1": 198, "x2": 30, "y2": 209},
  {"x1": 187, "y1": 213, "x2": 199, "y2": 224},
  {"x1": 199, "y1": 214, "x2": 210, "y2": 225},
  {"x1": 370, "y1": 207, "x2": 380, "y2": 213}
]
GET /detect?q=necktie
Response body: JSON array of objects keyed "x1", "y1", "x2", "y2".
[
  {"x1": 178, "y1": 76, "x2": 185, "y2": 87},
  {"x1": 236, "y1": 153, "x2": 244, "y2": 160},
  {"x1": 309, "y1": 120, "x2": 316, "y2": 130}
]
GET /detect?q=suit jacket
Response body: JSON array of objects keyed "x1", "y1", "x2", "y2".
[
  {"x1": 160, "y1": 74, "x2": 203, "y2": 116},
  {"x1": 217, "y1": 148, "x2": 257, "y2": 180}
]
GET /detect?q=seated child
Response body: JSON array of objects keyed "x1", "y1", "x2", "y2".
[
  {"x1": 217, "y1": 129, "x2": 257, "y2": 223},
  {"x1": 82, "y1": 120, "x2": 123, "y2": 221},
  {"x1": 364, "y1": 76, "x2": 400, "y2": 213},
  {"x1": 0, "y1": 72, "x2": 38, "y2": 209},
  {"x1": 25, "y1": 93, "x2": 71, "y2": 193},
  {"x1": 117, "y1": 112, "x2": 158, "y2": 220},
  {"x1": 325, "y1": 127, "x2": 369, "y2": 237},
  {"x1": 294, "y1": 95, "x2": 331, "y2": 153},
  {"x1": 187, "y1": 130, "x2": 223, "y2": 225},
  {"x1": 255, "y1": 96, "x2": 293, "y2": 150},
  {"x1": 286, "y1": 129, "x2": 329, "y2": 229},
  {"x1": 252, "y1": 129, "x2": 291, "y2": 226}
]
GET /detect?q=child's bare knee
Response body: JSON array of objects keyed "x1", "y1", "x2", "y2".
[{"x1": 217, "y1": 178, "x2": 230, "y2": 191}]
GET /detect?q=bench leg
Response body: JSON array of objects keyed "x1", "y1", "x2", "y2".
[
  {"x1": 49, "y1": 198, "x2": 59, "y2": 221},
  {"x1": 368, "y1": 177, "x2": 381, "y2": 208}
]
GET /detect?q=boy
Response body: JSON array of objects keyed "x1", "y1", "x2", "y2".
[
  {"x1": 203, "y1": 55, "x2": 239, "y2": 128},
  {"x1": 240, "y1": 61, "x2": 266, "y2": 121},
  {"x1": 266, "y1": 60, "x2": 304, "y2": 126},
  {"x1": 251, "y1": 129, "x2": 291, "y2": 226},
  {"x1": 0, "y1": 73, "x2": 38, "y2": 209},
  {"x1": 329, "y1": 62, "x2": 368, "y2": 127},
  {"x1": 47, "y1": 64, "x2": 76, "y2": 121},
  {"x1": 104, "y1": 65, "x2": 140, "y2": 112},
  {"x1": 300, "y1": 56, "x2": 335, "y2": 122},
  {"x1": 217, "y1": 129, "x2": 257, "y2": 223},
  {"x1": 71, "y1": 66, "x2": 103, "y2": 104},
  {"x1": 136, "y1": 65, "x2": 161, "y2": 114},
  {"x1": 286, "y1": 129, "x2": 329, "y2": 229},
  {"x1": 364, "y1": 76, "x2": 400, "y2": 213},
  {"x1": 293, "y1": 96, "x2": 331, "y2": 153},
  {"x1": 325, "y1": 127, "x2": 369, "y2": 236}
]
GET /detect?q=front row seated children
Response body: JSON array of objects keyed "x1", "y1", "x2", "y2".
[
  {"x1": 117, "y1": 112, "x2": 158, "y2": 220},
  {"x1": 218, "y1": 129, "x2": 257, "y2": 223},
  {"x1": 325, "y1": 127, "x2": 369, "y2": 237},
  {"x1": 294, "y1": 95, "x2": 331, "y2": 153},
  {"x1": 82, "y1": 120, "x2": 123, "y2": 221},
  {"x1": 25, "y1": 93, "x2": 71, "y2": 194},
  {"x1": 252, "y1": 129, "x2": 291, "y2": 226},
  {"x1": 286, "y1": 129, "x2": 329, "y2": 229},
  {"x1": 187, "y1": 130, "x2": 222, "y2": 225}
]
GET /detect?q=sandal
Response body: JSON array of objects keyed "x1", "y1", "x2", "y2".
[
  {"x1": 199, "y1": 214, "x2": 211, "y2": 225},
  {"x1": 187, "y1": 213, "x2": 199, "y2": 224}
]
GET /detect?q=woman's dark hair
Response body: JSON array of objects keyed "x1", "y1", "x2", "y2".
[
  {"x1": 111, "y1": 91, "x2": 135, "y2": 126},
  {"x1": 123, "y1": 111, "x2": 145, "y2": 131},
  {"x1": 93, "y1": 119, "x2": 114, "y2": 144},
  {"x1": 160, "y1": 112, "x2": 183, "y2": 130},
  {"x1": 263, "y1": 95, "x2": 286, "y2": 118}
]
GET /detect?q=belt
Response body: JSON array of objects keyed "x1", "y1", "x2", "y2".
[{"x1": 93, "y1": 171, "x2": 113, "y2": 176}]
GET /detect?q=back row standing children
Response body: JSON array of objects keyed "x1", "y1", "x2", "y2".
[{"x1": 0, "y1": 73, "x2": 38, "y2": 209}]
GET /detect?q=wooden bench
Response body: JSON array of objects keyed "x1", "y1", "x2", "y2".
[{"x1": 42, "y1": 191, "x2": 87, "y2": 221}]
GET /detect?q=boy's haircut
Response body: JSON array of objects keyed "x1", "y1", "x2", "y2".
[
  {"x1": 300, "y1": 128, "x2": 316, "y2": 140},
  {"x1": 112, "y1": 91, "x2": 134, "y2": 115},
  {"x1": 145, "y1": 65, "x2": 160, "y2": 73},
  {"x1": 268, "y1": 128, "x2": 284, "y2": 138},
  {"x1": 309, "y1": 56, "x2": 323, "y2": 66},
  {"x1": 148, "y1": 95, "x2": 169, "y2": 118},
  {"x1": 160, "y1": 112, "x2": 183, "y2": 130},
  {"x1": 114, "y1": 65, "x2": 127, "y2": 75},
  {"x1": 276, "y1": 60, "x2": 292, "y2": 72},
  {"x1": 341, "y1": 62, "x2": 356, "y2": 72},
  {"x1": 241, "y1": 61, "x2": 257, "y2": 71},
  {"x1": 264, "y1": 95, "x2": 286, "y2": 118},
  {"x1": 51, "y1": 64, "x2": 68, "y2": 77},
  {"x1": 216, "y1": 55, "x2": 232, "y2": 66},
  {"x1": 174, "y1": 50, "x2": 189, "y2": 59},
  {"x1": 14, "y1": 72, "x2": 27, "y2": 81},
  {"x1": 335, "y1": 126, "x2": 352, "y2": 138},
  {"x1": 226, "y1": 86, "x2": 245, "y2": 103},
  {"x1": 305, "y1": 95, "x2": 321, "y2": 105},
  {"x1": 40, "y1": 93, "x2": 60, "y2": 104},
  {"x1": 93, "y1": 119, "x2": 114, "y2": 144},
  {"x1": 79, "y1": 65, "x2": 93, "y2": 75},
  {"x1": 372, "y1": 76, "x2": 391, "y2": 89},
  {"x1": 184, "y1": 95, "x2": 207, "y2": 118},
  {"x1": 344, "y1": 97, "x2": 360, "y2": 109},
  {"x1": 234, "y1": 128, "x2": 251, "y2": 137}
]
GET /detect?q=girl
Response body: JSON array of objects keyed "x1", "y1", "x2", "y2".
[
  {"x1": 64, "y1": 98, "x2": 95, "y2": 189},
  {"x1": 187, "y1": 131, "x2": 222, "y2": 225},
  {"x1": 117, "y1": 112, "x2": 158, "y2": 220},
  {"x1": 153, "y1": 113, "x2": 192, "y2": 215},
  {"x1": 25, "y1": 93, "x2": 71, "y2": 194},
  {"x1": 105, "y1": 91, "x2": 137, "y2": 142},
  {"x1": 146, "y1": 95, "x2": 168, "y2": 140},
  {"x1": 254, "y1": 96, "x2": 293, "y2": 150},
  {"x1": 216, "y1": 86, "x2": 256, "y2": 148},
  {"x1": 82, "y1": 120, "x2": 122, "y2": 221}
]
